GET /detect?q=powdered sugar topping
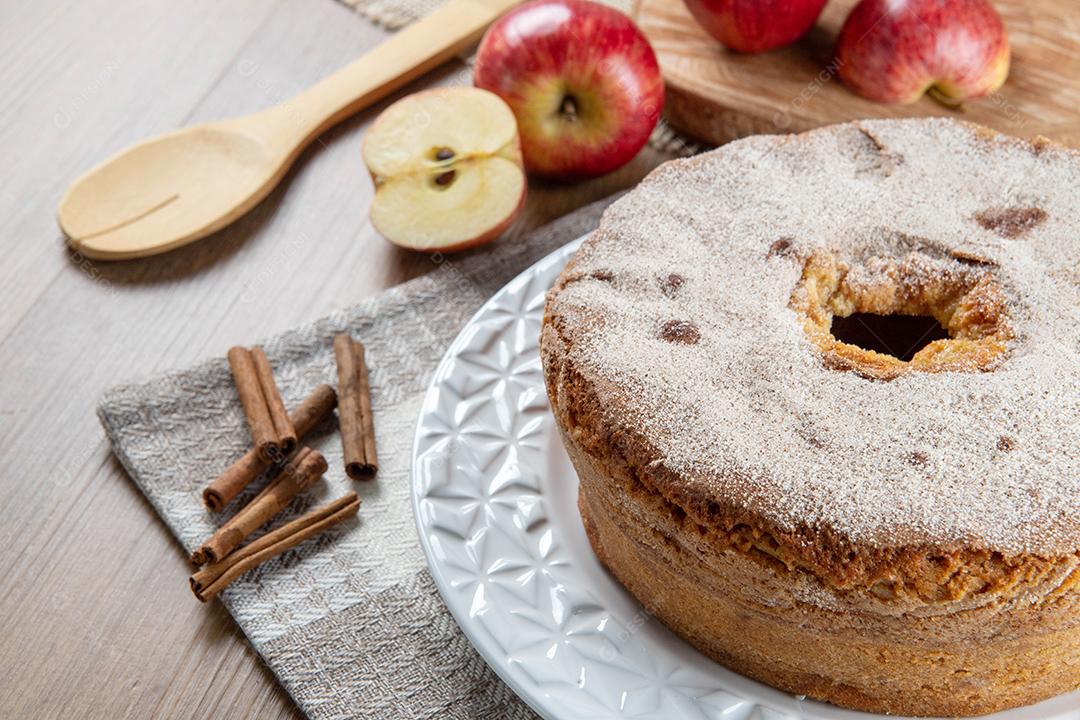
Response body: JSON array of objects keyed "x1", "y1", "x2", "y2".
[{"x1": 549, "y1": 119, "x2": 1080, "y2": 554}]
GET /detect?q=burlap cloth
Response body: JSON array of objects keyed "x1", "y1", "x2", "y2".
[{"x1": 99, "y1": 200, "x2": 622, "y2": 720}]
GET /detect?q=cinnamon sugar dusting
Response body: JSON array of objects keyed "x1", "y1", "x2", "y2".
[
  {"x1": 546, "y1": 119, "x2": 1080, "y2": 555},
  {"x1": 660, "y1": 273, "x2": 685, "y2": 297},
  {"x1": 768, "y1": 237, "x2": 794, "y2": 258},
  {"x1": 908, "y1": 451, "x2": 929, "y2": 467},
  {"x1": 975, "y1": 206, "x2": 1048, "y2": 238},
  {"x1": 660, "y1": 319, "x2": 700, "y2": 344}
]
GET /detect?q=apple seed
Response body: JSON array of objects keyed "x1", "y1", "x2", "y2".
[{"x1": 433, "y1": 170, "x2": 456, "y2": 188}]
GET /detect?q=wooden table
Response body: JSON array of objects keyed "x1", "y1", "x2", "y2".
[{"x1": 0, "y1": 1, "x2": 667, "y2": 716}]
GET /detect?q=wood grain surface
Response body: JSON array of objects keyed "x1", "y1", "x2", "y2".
[
  {"x1": 635, "y1": 0, "x2": 1080, "y2": 147},
  {"x1": 0, "y1": 0, "x2": 667, "y2": 717}
]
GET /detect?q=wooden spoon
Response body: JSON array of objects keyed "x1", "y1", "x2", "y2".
[{"x1": 58, "y1": 0, "x2": 521, "y2": 260}]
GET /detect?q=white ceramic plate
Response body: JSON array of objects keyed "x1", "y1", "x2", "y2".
[{"x1": 410, "y1": 237, "x2": 1080, "y2": 720}]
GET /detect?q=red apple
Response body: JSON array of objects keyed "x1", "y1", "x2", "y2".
[
  {"x1": 836, "y1": 0, "x2": 1010, "y2": 104},
  {"x1": 682, "y1": 0, "x2": 828, "y2": 53},
  {"x1": 474, "y1": 0, "x2": 664, "y2": 180}
]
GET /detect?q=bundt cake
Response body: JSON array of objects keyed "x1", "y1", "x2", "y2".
[{"x1": 541, "y1": 118, "x2": 1080, "y2": 716}]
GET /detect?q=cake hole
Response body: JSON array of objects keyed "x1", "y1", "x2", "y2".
[
  {"x1": 790, "y1": 249, "x2": 1013, "y2": 379},
  {"x1": 830, "y1": 313, "x2": 948, "y2": 362}
]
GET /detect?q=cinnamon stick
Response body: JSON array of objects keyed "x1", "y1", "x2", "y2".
[
  {"x1": 191, "y1": 447, "x2": 328, "y2": 566},
  {"x1": 190, "y1": 492, "x2": 360, "y2": 602},
  {"x1": 203, "y1": 384, "x2": 337, "y2": 512},
  {"x1": 228, "y1": 346, "x2": 279, "y2": 463},
  {"x1": 333, "y1": 334, "x2": 378, "y2": 479},
  {"x1": 251, "y1": 346, "x2": 297, "y2": 455}
]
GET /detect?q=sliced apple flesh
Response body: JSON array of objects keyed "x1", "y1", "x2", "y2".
[{"x1": 362, "y1": 88, "x2": 526, "y2": 252}]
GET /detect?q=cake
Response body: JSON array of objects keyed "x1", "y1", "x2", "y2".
[{"x1": 540, "y1": 118, "x2": 1080, "y2": 717}]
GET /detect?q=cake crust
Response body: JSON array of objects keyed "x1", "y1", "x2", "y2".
[{"x1": 541, "y1": 119, "x2": 1080, "y2": 716}]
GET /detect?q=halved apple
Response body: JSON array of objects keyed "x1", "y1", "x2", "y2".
[{"x1": 362, "y1": 87, "x2": 526, "y2": 252}]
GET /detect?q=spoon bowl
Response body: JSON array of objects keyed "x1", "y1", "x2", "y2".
[{"x1": 60, "y1": 122, "x2": 281, "y2": 259}]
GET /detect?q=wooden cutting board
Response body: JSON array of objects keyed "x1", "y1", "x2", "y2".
[{"x1": 633, "y1": 0, "x2": 1080, "y2": 147}]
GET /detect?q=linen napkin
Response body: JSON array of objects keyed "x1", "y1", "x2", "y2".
[{"x1": 98, "y1": 198, "x2": 617, "y2": 720}]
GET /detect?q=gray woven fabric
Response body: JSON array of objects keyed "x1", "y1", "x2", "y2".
[{"x1": 98, "y1": 199, "x2": 617, "y2": 719}]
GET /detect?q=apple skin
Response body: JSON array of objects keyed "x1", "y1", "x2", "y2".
[
  {"x1": 836, "y1": 0, "x2": 1010, "y2": 104},
  {"x1": 682, "y1": 0, "x2": 829, "y2": 53},
  {"x1": 474, "y1": 0, "x2": 664, "y2": 180}
]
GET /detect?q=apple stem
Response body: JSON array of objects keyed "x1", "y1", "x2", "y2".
[
  {"x1": 927, "y1": 86, "x2": 966, "y2": 112},
  {"x1": 559, "y1": 94, "x2": 579, "y2": 122}
]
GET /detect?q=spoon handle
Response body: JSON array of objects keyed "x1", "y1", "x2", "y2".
[{"x1": 264, "y1": 0, "x2": 522, "y2": 153}]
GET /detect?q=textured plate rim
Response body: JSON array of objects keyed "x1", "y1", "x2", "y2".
[
  {"x1": 408, "y1": 235, "x2": 1080, "y2": 720},
  {"x1": 409, "y1": 237, "x2": 586, "y2": 720}
]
